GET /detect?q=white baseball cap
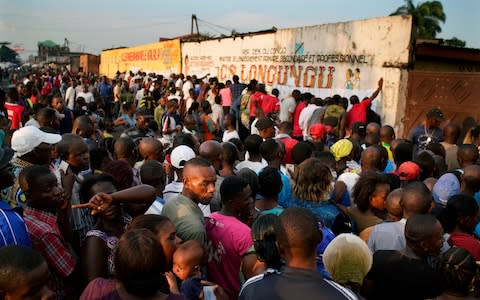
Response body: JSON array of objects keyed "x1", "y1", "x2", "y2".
[
  {"x1": 170, "y1": 145, "x2": 196, "y2": 169},
  {"x1": 12, "y1": 126, "x2": 62, "y2": 157}
]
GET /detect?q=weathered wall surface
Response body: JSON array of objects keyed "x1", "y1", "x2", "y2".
[
  {"x1": 182, "y1": 15, "x2": 413, "y2": 129},
  {"x1": 99, "y1": 16, "x2": 413, "y2": 129},
  {"x1": 100, "y1": 40, "x2": 181, "y2": 78}
]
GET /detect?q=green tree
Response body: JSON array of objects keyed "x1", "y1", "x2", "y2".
[
  {"x1": 445, "y1": 37, "x2": 466, "y2": 47},
  {"x1": 390, "y1": 0, "x2": 446, "y2": 39},
  {"x1": 0, "y1": 45, "x2": 19, "y2": 62}
]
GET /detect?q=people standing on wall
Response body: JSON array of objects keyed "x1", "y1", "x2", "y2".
[{"x1": 345, "y1": 77, "x2": 383, "y2": 130}]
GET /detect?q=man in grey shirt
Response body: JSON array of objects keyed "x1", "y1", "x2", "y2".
[{"x1": 368, "y1": 182, "x2": 433, "y2": 252}]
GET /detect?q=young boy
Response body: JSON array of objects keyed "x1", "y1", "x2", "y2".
[
  {"x1": 167, "y1": 240, "x2": 207, "y2": 300},
  {"x1": 141, "y1": 160, "x2": 166, "y2": 215},
  {"x1": 21, "y1": 165, "x2": 76, "y2": 299},
  {"x1": 222, "y1": 113, "x2": 240, "y2": 142},
  {"x1": 0, "y1": 245, "x2": 55, "y2": 300},
  {"x1": 55, "y1": 134, "x2": 94, "y2": 250}
]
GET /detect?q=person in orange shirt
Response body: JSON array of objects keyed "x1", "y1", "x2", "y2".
[{"x1": 200, "y1": 101, "x2": 218, "y2": 141}]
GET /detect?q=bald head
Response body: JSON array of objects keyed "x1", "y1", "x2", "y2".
[
  {"x1": 385, "y1": 188, "x2": 403, "y2": 221},
  {"x1": 138, "y1": 138, "x2": 164, "y2": 162},
  {"x1": 380, "y1": 125, "x2": 395, "y2": 144},
  {"x1": 361, "y1": 146, "x2": 381, "y2": 172},
  {"x1": 72, "y1": 115, "x2": 94, "y2": 137},
  {"x1": 182, "y1": 157, "x2": 216, "y2": 204},
  {"x1": 199, "y1": 140, "x2": 223, "y2": 171},
  {"x1": 36, "y1": 107, "x2": 58, "y2": 128},
  {"x1": 405, "y1": 214, "x2": 442, "y2": 252},
  {"x1": 114, "y1": 137, "x2": 136, "y2": 164},
  {"x1": 400, "y1": 182, "x2": 432, "y2": 218},
  {"x1": 366, "y1": 122, "x2": 380, "y2": 135},
  {"x1": 457, "y1": 144, "x2": 479, "y2": 168},
  {"x1": 462, "y1": 164, "x2": 480, "y2": 195}
]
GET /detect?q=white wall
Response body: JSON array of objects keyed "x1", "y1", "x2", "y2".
[{"x1": 182, "y1": 15, "x2": 413, "y2": 130}]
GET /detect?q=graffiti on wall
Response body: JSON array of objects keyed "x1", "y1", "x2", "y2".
[{"x1": 184, "y1": 45, "x2": 370, "y2": 89}]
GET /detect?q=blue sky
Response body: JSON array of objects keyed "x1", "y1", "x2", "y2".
[{"x1": 1, "y1": 0, "x2": 479, "y2": 60}]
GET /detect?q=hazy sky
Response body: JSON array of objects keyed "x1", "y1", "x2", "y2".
[{"x1": 1, "y1": 0, "x2": 479, "y2": 60}]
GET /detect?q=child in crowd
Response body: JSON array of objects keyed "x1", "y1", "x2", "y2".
[
  {"x1": 0, "y1": 245, "x2": 55, "y2": 300},
  {"x1": 141, "y1": 160, "x2": 166, "y2": 215},
  {"x1": 55, "y1": 134, "x2": 94, "y2": 250},
  {"x1": 167, "y1": 240, "x2": 207, "y2": 300}
]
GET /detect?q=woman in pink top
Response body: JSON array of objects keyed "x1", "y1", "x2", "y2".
[
  {"x1": 206, "y1": 176, "x2": 258, "y2": 300},
  {"x1": 219, "y1": 81, "x2": 233, "y2": 115}
]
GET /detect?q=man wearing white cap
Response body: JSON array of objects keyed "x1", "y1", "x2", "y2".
[
  {"x1": 1, "y1": 126, "x2": 61, "y2": 208},
  {"x1": 163, "y1": 145, "x2": 196, "y2": 198}
]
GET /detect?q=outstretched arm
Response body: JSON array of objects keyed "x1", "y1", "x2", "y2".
[
  {"x1": 369, "y1": 78, "x2": 383, "y2": 101},
  {"x1": 72, "y1": 184, "x2": 155, "y2": 215}
]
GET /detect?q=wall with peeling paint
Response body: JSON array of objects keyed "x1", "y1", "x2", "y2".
[{"x1": 182, "y1": 15, "x2": 413, "y2": 130}]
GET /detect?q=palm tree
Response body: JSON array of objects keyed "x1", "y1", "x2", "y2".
[{"x1": 390, "y1": 0, "x2": 446, "y2": 39}]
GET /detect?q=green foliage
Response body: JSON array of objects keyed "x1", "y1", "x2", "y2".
[
  {"x1": 0, "y1": 45, "x2": 19, "y2": 62},
  {"x1": 444, "y1": 37, "x2": 466, "y2": 47},
  {"x1": 390, "y1": 0, "x2": 446, "y2": 39}
]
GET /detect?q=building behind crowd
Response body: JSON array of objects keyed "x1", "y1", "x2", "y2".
[{"x1": 99, "y1": 15, "x2": 480, "y2": 137}]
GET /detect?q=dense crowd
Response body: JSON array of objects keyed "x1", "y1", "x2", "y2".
[{"x1": 0, "y1": 67, "x2": 479, "y2": 300}]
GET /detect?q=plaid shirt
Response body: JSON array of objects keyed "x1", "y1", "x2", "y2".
[{"x1": 24, "y1": 207, "x2": 76, "y2": 298}]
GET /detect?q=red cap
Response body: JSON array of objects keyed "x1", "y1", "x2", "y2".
[
  {"x1": 310, "y1": 124, "x2": 331, "y2": 139},
  {"x1": 395, "y1": 161, "x2": 420, "y2": 181}
]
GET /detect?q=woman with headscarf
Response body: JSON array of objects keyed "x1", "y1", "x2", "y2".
[
  {"x1": 323, "y1": 233, "x2": 373, "y2": 298},
  {"x1": 330, "y1": 139, "x2": 361, "y2": 175}
]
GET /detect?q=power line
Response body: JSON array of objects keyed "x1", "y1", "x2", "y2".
[{"x1": 196, "y1": 17, "x2": 235, "y2": 34}]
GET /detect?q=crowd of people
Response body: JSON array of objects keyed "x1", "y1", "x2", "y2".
[{"x1": 0, "y1": 67, "x2": 479, "y2": 300}]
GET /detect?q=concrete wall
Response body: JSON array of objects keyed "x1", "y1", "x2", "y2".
[
  {"x1": 80, "y1": 54, "x2": 100, "y2": 74},
  {"x1": 100, "y1": 40, "x2": 181, "y2": 78},
  {"x1": 182, "y1": 15, "x2": 413, "y2": 129}
]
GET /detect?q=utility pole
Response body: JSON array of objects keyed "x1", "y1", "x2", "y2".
[{"x1": 191, "y1": 14, "x2": 200, "y2": 37}]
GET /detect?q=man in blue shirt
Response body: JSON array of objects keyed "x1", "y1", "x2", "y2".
[
  {"x1": 98, "y1": 76, "x2": 113, "y2": 117},
  {"x1": 408, "y1": 108, "x2": 444, "y2": 158},
  {"x1": 0, "y1": 147, "x2": 31, "y2": 248}
]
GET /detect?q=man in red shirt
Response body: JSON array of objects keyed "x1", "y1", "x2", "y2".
[
  {"x1": 292, "y1": 93, "x2": 313, "y2": 141},
  {"x1": 261, "y1": 88, "x2": 280, "y2": 117},
  {"x1": 249, "y1": 84, "x2": 264, "y2": 123},
  {"x1": 346, "y1": 78, "x2": 383, "y2": 129},
  {"x1": 4, "y1": 88, "x2": 24, "y2": 130}
]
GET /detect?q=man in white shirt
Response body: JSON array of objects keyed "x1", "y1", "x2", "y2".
[
  {"x1": 77, "y1": 84, "x2": 94, "y2": 104},
  {"x1": 279, "y1": 89, "x2": 300, "y2": 122},
  {"x1": 182, "y1": 75, "x2": 194, "y2": 98},
  {"x1": 175, "y1": 73, "x2": 184, "y2": 92},
  {"x1": 65, "y1": 79, "x2": 77, "y2": 110},
  {"x1": 298, "y1": 97, "x2": 321, "y2": 140},
  {"x1": 235, "y1": 134, "x2": 267, "y2": 173}
]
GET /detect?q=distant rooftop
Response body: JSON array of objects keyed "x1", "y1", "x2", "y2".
[{"x1": 37, "y1": 40, "x2": 60, "y2": 48}]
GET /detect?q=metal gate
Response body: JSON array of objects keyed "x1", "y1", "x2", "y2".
[{"x1": 403, "y1": 71, "x2": 480, "y2": 137}]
